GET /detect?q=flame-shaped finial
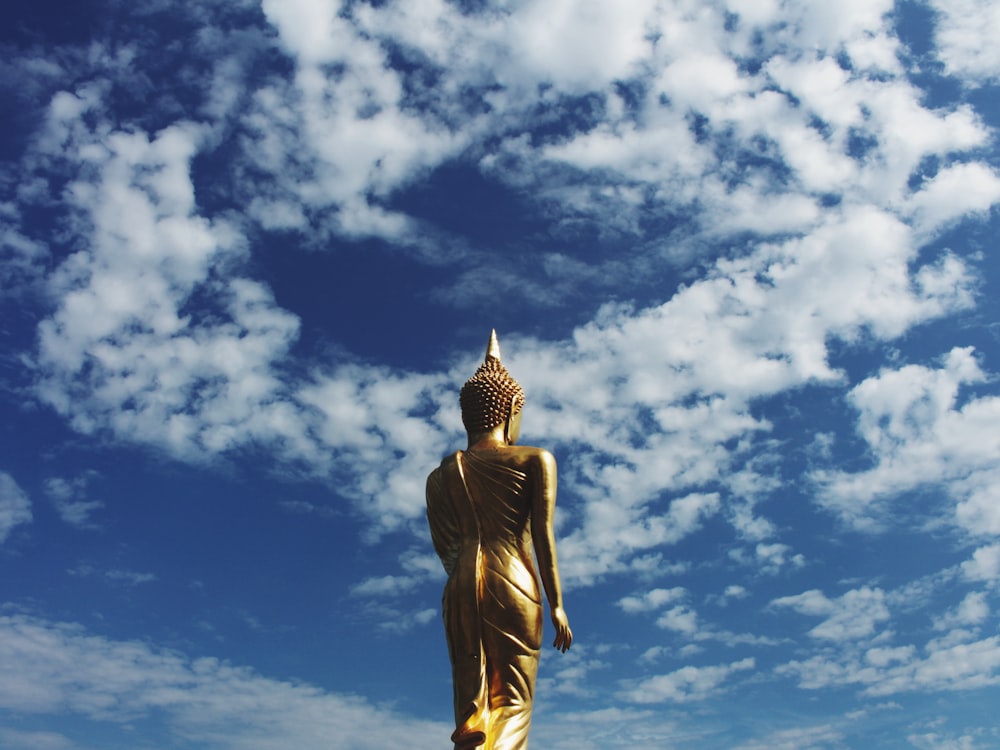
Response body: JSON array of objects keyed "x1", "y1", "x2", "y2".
[{"x1": 485, "y1": 328, "x2": 501, "y2": 362}]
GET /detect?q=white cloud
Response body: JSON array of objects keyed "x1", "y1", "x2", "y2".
[
  {"x1": 259, "y1": 0, "x2": 348, "y2": 66},
  {"x1": 43, "y1": 475, "x2": 103, "y2": 529},
  {"x1": 933, "y1": 592, "x2": 990, "y2": 631},
  {"x1": 618, "y1": 587, "x2": 687, "y2": 614},
  {"x1": 0, "y1": 473, "x2": 32, "y2": 544},
  {"x1": 865, "y1": 645, "x2": 916, "y2": 668},
  {"x1": 0, "y1": 727, "x2": 75, "y2": 750},
  {"x1": 500, "y1": 0, "x2": 654, "y2": 93},
  {"x1": 529, "y1": 1, "x2": 989, "y2": 229},
  {"x1": 350, "y1": 574, "x2": 420, "y2": 598},
  {"x1": 655, "y1": 604, "x2": 700, "y2": 635},
  {"x1": 955, "y1": 478, "x2": 1000, "y2": 538},
  {"x1": 0, "y1": 614, "x2": 445, "y2": 748},
  {"x1": 907, "y1": 734, "x2": 973, "y2": 750},
  {"x1": 254, "y1": 0, "x2": 464, "y2": 237},
  {"x1": 729, "y1": 502, "x2": 778, "y2": 544},
  {"x1": 754, "y1": 543, "x2": 805, "y2": 574},
  {"x1": 723, "y1": 585, "x2": 749, "y2": 601},
  {"x1": 21, "y1": 98, "x2": 355, "y2": 479},
  {"x1": 775, "y1": 576, "x2": 1000, "y2": 696},
  {"x1": 778, "y1": 634, "x2": 1000, "y2": 697},
  {"x1": 962, "y1": 545, "x2": 1000, "y2": 583},
  {"x1": 732, "y1": 723, "x2": 844, "y2": 750},
  {"x1": 0, "y1": 202, "x2": 49, "y2": 288},
  {"x1": 536, "y1": 644, "x2": 611, "y2": 699},
  {"x1": 928, "y1": 0, "x2": 1000, "y2": 83},
  {"x1": 361, "y1": 0, "x2": 654, "y2": 95},
  {"x1": 104, "y1": 569, "x2": 157, "y2": 587},
  {"x1": 557, "y1": 492, "x2": 721, "y2": 586},
  {"x1": 620, "y1": 657, "x2": 755, "y2": 704},
  {"x1": 776, "y1": 0, "x2": 895, "y2": 54},
  {"x1": 503, "y1": 206, "x2": 973, "y2": 582},
  {"x1": 349, "y1": 550, "x2": 445, "y2": 631},
  {"x1": 704, "y1": 182, "x2": 821, "y2": 236},
  {"x1": 907, "y1": 725, "x2": 991, "y2": 750},
  {"x1": 526, "y1": 706, "x2": 680, "y2": 750},
  {"x1": 657, "y1": 51, "x2": 748, "y2": 112},
  {"x1": 618, "y1": 587, "x2": 773, "y2": 647},
  {"x1": 373, "y1": 606, "x2": 438, "y2": 634},
  {"x1": 296, "y1": 367, "x2": 454, "y2": 531},
  {"x1": 772, "y1": 587, "x2": 890, "y2": 642},
  {"x1": 67, "y1": 564, "x2": 156, "y2": 587},
  {"x1": 813, "y1": 348, "x2": 1000, "y2": 532},
  {"x1": 907, "y1": 162, "x2": 1000, "y2": 237}
]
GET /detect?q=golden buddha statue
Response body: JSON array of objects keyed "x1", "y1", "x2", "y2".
[{"x1": 426, "y1": 330, "x2": 572, "y2": 750}]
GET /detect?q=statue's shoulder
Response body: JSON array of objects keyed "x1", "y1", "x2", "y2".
[
  {"x1": 427, "y1": 452, "x2": 462, "y2": 497},
  {"x1": 505, "y1": 445, "x2": 556, "y2": 471},
  {"x1": 515, "y1": 445, "x2": 554, "y2": 460},
  {"x1": 434, "y1": 451, "x2": 462, "y2": 473}
]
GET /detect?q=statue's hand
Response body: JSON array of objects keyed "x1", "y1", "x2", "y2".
[{"x1": 551, "y1": 606, "x2": 573, "y2": 653}]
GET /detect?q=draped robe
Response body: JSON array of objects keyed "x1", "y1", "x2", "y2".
[{"x1": 426, "y1": 450, "x2": 543, "y2": 750}]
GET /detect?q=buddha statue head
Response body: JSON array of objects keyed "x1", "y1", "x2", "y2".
[{"x1": 460, "y1": 330, "x2": 525, "y2": 441}]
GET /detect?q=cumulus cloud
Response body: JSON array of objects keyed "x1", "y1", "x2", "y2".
[
  {"x1": 0, "y1": 727, "x2": 76, "y2": 750},
  {"x1": 0, "y1": 202, "x2": 49, "y2": 289},
  {"x1": 778, "y1": 634, "x2": 1000, "y2": 697},
  {"x1": 732, "y1": 723, "x2": 844, "y2": 750},
  {"x1": 813, "y1": 348, "x2": 1000, "y2": 532},
  {"x1": 28, "y1": 104, "x2": 309, "y2": 463},
  {"x1": 932, "y1": 592, "x2": 990, "y2": 632},
  {"x1": 43, "y1": 474, "x2": 103, "y2": 528},
  {"x1": 0, "y1": 472, "x2": 32, "y2": 543},
  {"x1": 620, "y1": 657, "x2": 756, "y2": 704},
  {"x1": 928, "y1": 0, "x2": 1000, "y2": 83},
  {"x1": 722, "y1": 585, "x2": 749, "y2": 603},
  {"x1": 0, "y1": 614, "x2": 445, "y2": 748},
  {"x1": 772, "y1": 587, "x2": 890, "y2": 642},
  {"x1": 526, "y1": 706, "x2": 681, "y2": 750},
  {"x1": 68, "y1": 564, "x2": 157, "y2": 587},
  {"x1": 618, "y1": 587, "x2": 687, "y2": 614},
  {"x1": 906, "y1": 162, "x2": 1000, "y2": 237},
  {"x1": 962, "y1": 545, "x2": 1000, "y2": 583},
  {"x1": 772, "y1": 579, "x2": 1000, "y2": 698},
  {"x1": 744, "y1": 543, "x2": 806, "y2": 575},
  {"x1": 256, "y1": 0, "x2": 465, "y2": 237},
  {"x1": 536, "y1": 644, "x2": 611, "y2": 699},
  {"x1": 347, "y1": 548, "x2": 445, "y2": 631},
  {"x1": 618, "y1": 586, "x2": 775, "y2": 648}
]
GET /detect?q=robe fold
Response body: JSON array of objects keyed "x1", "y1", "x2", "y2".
[{"x1": 427, "y1": 450, "x2": 543, "y2": 750}]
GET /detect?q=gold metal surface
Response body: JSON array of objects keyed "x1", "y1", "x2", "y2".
[{"x1": 427, "y1": 330, "x2": 572, "y2": 749}]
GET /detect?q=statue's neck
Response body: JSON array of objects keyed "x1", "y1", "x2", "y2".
[{"x1": 467, "y1": 426, "x2": 506, "y2": 451}]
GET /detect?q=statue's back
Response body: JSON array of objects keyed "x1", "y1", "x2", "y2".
[{"x1": 427, "y1": 449, "x2": 544, "y2": 749}]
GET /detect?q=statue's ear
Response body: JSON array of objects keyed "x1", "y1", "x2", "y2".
[{"x1": 503, "y1": 395, "x2": 518, "y2": 444}]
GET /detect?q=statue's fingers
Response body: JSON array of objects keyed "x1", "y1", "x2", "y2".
[{"x1": 553, "y1": 628, "x2": 571, "y2": 652}]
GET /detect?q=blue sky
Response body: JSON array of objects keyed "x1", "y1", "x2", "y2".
[{"x1": 1, "y1": 0, "x2": 999, "y2": 748}]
